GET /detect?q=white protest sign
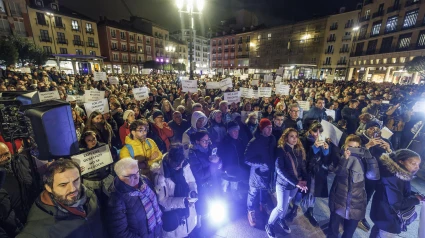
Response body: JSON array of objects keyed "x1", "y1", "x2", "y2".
[
  {"x1": 325, "y1": 109, "x2": 336, "y2": 121},
  {"x1": 84, "y1": 98, "x2": 109, "y2": 117},
  {"x1": 71, "y1": 145, "x2": 113, "y2": 176},
  {"x1": 254, "y1": 74, "x2": 260, "y2": 79},
  {"x1": 248, "y1": 69, "x2": 255, "y2": 74},
  {"x1": 200, "y1": 75, "x2": 206, "y2": 79},
  {"x1": 275, "y1": 84, "x2": 290, "y2": 95},
  {"x1": 320, "y1": 120, "x2": 343, "y2": 146},
  {"x1": 297, "y1": 101, "x2": 310, "y2": 111},
  {"x1": 208, "y1": 74, "x2": 213, "y2": 78},
  {"x1": 275, "y1": 76, "x2": 283, "y2": 83},
  {"x1": 21, "y1": 67, "x2": 31, "y2": 73},
  {"x1": 108, "y1": 77, "x2": 119, "y2": 84},
  {"x1": 141, "y1": 68, "x2": 151, "y2": 75},
  {"x1": 181, "y1": 79, "x2": 198, "y2": 93},
  {"x1": 219, "y1": 78, "x2": 233, "y2": 91},
  {"x1": 264, "y1": 75, "x2": 274, "y2": 83},
  {"x1": 258, "y1": 87, "x2": 272, "y2": 97},
  {"x1": 251, "y1": 80, "x2": 259, "y2": 86},
  {"x1": 234, "y1": 71, "x2": 241, "y2": 77},
  {"x1": 224, "y1": 91, "x2": 241, "y2": 103},
  {"x1": 240, "y1": 87, "x2": 251, "y2": 98},
  {"x1": 222, "y1": 74, "x2": 226, "y2": 78},
  {"x1": 38, "y1": 91, "x2": 60, "y2": 102},
  {"x1": 276, "y1": 67, "x2": 284, "y2": 75},
  {"x1": 240, "y1": 74, "x2": 249, "y2": 80},
  {"x1": 206, "y1": 82, "x2": 220, "y2": 89},
  {"x1": 67, "y1": 94, "x2": 85, "y2": 105},
  {"x1": 252, "y1": 90, "x2": 259, "y2": 99},
  {"x1": 85, "y1": 90, "x2": 105, "y2": 102},
  {"x1": 93, "y1": 72, "x2": 107, "y2": 81},
  {"x1": 325, "y1": 76, "x2": 334, "y2": 84},
  {"x1": 381, "y1": 127, "x2": 393, "y2": 139},
  {"x1": 413, "y1": 101, "x2": 425, "y2": 112},
  {"x1": 133, "y1": 87, "x2": 149, "y2": 101}
]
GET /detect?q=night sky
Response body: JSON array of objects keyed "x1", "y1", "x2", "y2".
[{"x1": 60, "y1": 0, "x2": 361, "y2": 35}]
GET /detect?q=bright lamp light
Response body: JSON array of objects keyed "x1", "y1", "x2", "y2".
[
  {"x1": 187, "y1": 0, "x2": 194, "y2": 12},
  {"x1": 352, "y1": 26, "x2": 360, "y2": 31},
  {"x1": 176, "y1": 0, "x2": 184, "y2": 10},
  {"x1": 208, "y1": 200, "x2": 227, "y2": 224},
  {"x1": 197, "y1": 0, "x2": 204, "y2": 11}
]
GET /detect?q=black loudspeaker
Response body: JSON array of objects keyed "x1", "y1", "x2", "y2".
[{"x1": 23, "y1": 100, "x2": 79, "y2": 160}]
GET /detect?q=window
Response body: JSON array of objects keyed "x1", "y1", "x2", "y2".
[
  {"x1": 131, "y1": 56, "x2": 136, "y2": 62},
  {"x1": 146, "y1": 37, "x2": 150, "y2": 44},
  {"x1": 54, "y1": 16, "x2": 63, "y2": 28},
  {"x1": 40, "y1": 29, "x2": 49, "y2": 41},
  {"x1": 146, "y1": 45, "x2": 151, "y2": 53},
  {"x1": 247, "y1": 36, "x2": 250, "y2": 42},
  {"x1": 138, "y1": 35, "x2": 142, "y2": 42},
  {"x1": 76, "y1": 49, "x2": 83, "y2": 55},
  {"x1": 9, "y1": 2, "x2": 22, "y2": 16},
  {"x1": 36, "y1": 12, "x2": 46, "y2": 25},
  {"x1": 138, "y1": 46, "x2": 143, "y2": 52},
  {"x1": 403, "y1": 9, "x2": 419, "y2": 29},
  {"x1": 122, "y1": 55, "x2": 128, "y2": 62},
  {"x1": 130, "y1": 45, "x2": 135, "y2": 52},
  {"x1": 398, "y1": 33, "x2": 412, "y2": 49},
  {"x1": 42, "y1": 46, "x2": 52, "y2": 54},
  {"x1": 257, "y1": 35, "x2": 261, "y2": 41},
  {"x1": 0, "y1": 0, "x2": 5, "y2": 13},
  {"x1": 122, "y1": 44, "x2": 127, "y2": 51},
  {"x1": 57, "y1": 32, "x2": 66, "y2": 43},
  {"x1": 74, "y1": 35, "x2": 81, "y2": 41},
  {"x1": 111, "y1": 42, "x2": 117, "y2": 50},
  {"x1": 417, "y1": 30, "x2": 425, "y2": 48},
  {"x1": 89, "y1": 51, "x2": 96, "y2": 56},
  {"x1": 267, "y1": 33, "x2": 271, "y2": 40},
  {"x1": 371, "y1": 22, "x2": 381, "y2": 36},
  {"x1": 358, "y1": 25, "x2": 368, "y2": 39},
  {"x1": 326, "y1": 45, "x2": 334, "y2": 53},
  {"x1": 14, "y1": 21, "x2": 25, "y2": 36},
  {"x1": 354, "y1": 42, "x2": 365, "y2": 56},
  {"x1": 385, "y1": 16, "x2": 398, "y2": 33},
  {"x1": 120, "y1": 32, "x2": 126, "y2": 40},
  {"x1": 86, "y1": 23, "x2": 93, "y2": 33},
  {"x1": 325, "y1": 57, "x2": 331, "y2": 64},
  {"x1": 130, "y1": 34, "x2": 135, "y2": 41},
  {"x1": 380, "y1": 36, "x2": 393, "y2": 53},
  {"x1": 112, "y1": 53, "x2": 119, "y2": 61},
  {"x1": 60, "y1": 48, "x2": 67, "y2": 54},
  {"x1": 365, "y1": 9, "x2": 370, "y2": 18},
  {"x1": 0, "y1": 19, "x2": 9, "y2": 32},
  {"x1": 366, "y1": 40, "x2": 378, "y2": 54},
  {"x1": 88, "y1": 37, "x2": 95, "y2": 47},
  {"x1": 111, "y1": 29, "x2": 116, "y2": 38},
  {"x1": 71, "y1": 20, "x2": 79, "y2": 31}
]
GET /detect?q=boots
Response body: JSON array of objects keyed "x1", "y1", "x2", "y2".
[
  {"x1": 304, "y1": 207, "x2": 319, "y2": 227},
  {"x1": 285, "y1": 204, "x2": 298, "y2": 222},
  {"x1": 358, "y1": 218, "x2": 371, "y2": 231},
  {"x1": 247, "y1": 211, "x2": 256, "y2": 227}
]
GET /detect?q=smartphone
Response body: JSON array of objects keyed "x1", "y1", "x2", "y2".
[
  {"x1": 373, "y1": 132, "x2": 381, "y2": 138},
  {"x1": 347, "y1": 147, "x2": 365, "y2": 155},
  {"x1": 211, "y1": 148, "x2": 217, "y2": 156},
  {"x1": 188, "y1": 197, "x2": 198, "y2": 203}
]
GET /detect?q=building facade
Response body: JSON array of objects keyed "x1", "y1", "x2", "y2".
[
  {"x1": 0, "y1": 0, "x2": 32, "y2": 38},
  {"x1": 27, "y1": 0, "x2": 102, "y2": 74},
  {"x1": 348, "y1": 0, "x2": 425, "y2": 83}
]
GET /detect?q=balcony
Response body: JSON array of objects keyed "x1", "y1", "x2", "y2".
[
  {"x1": 327, "y1": 37, "x2": 336, "y2": 42},
  {"x1": 238, "y1": 40, "x2": 243, "y2": 44},
  {"x1": 55, "y1": 23, "x2": 65, "y2": 29},
  {"x1": 155, "y1": 44, "x2": 164, "y2": 48},
  {"x1": 71, "y1": 27, "x2": 80, "y2": 32},
  {"x1": 39, "y1": 36, "x2": 51, "y2": 42},
  {"x1": 121, "y1": 48, "x2": 128, "y2": 52},
  {"x1": 230, "y1": 56, "x2": 235, "y2": 59},
  {"x1": 324, "y1": 50, "x2": 334, "y2": 54},
  {"x1": 212, "y1": 43, "x2": 216, "y2": 46},
  {"x1": 217, "y1": 57, "x2": 222, "y2": 60},
  {"x1": 322, "y1": 61, "x2": 331, "y2": 65},
  {"x1": 224, "y1": 42, "x2": 229, "y2": 45},
  {"x1": 111, "y1": 47, "x2": 118, "y2": 51},
  {"x1": 237, "y1": 54, "x2": 249, "y2": 58},
  {"x1": 359, "y1": 15, "x2": 370, "y2": 22},
  {"x1": 218, "y1": 42, "x2": 222, "y2": 46},
  {"x1": 218, "y1": 50, "x2": 222, "y2": 53},
  {"x1": 224, "y1": 49, "x2": 229, "y2": 52},
  {"x1": 387, "y1": 4, "x2": 401, "y2": 13},
  {"x1": 230, "y1": 48, "x2": 235, "y2": 52},
  {"x1": 35, "y1": 18, "x2": 48, "y2": 26},
  {"x1": 56, "y1": 38, "x2": 68, "y2": 45},
  {"x1": 345, "y1": 23, "x2": 353, "y2": 29},
  {"x1": 372, "y1": 11, "x2": 384, "y2": 19},
  {"x1": 231, "y1": 40, "x2": 235, "y2": 44},
  {"x1": 337, "y1": 60, "x2": 347, "y2": 65},
  {"x1": 212, "y1": 51, "x2": 216, "y2": 54},
  {"x1": 86, "y1": 29, "x2": 94, "y2": 34},
  {"x1": 330, "y1": 24, "x2": 338, "y2": 31},
  {"x1": 342, "y1": 35, "x2": 352, "y2": 41},
  {"x1": 10, "y1": 10, "x2": 22, "y2": 17},
  {"x1": 405, "y1": 0, "x2": 421, "y2": 7},
  {"x1": 339, "y1": 48, "x2": 349, "y2": 53},
  {"x1": 86, "y1": 42, "x2": 98, "y2": 48},
  {"x1": 73, "y1": 40, "x2": 84, "y2": 46}
]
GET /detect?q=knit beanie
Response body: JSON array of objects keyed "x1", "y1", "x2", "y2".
[
  {"x1": 123, "y1": 110, "x2": 135, "y2": 121},
  {"x1": 259, "y1": 118, "x2": 272, "y2": 131},
  {"x1": 152, "y1": 110, "x2": 164, "y2": 120},
  {"x1": 365, "y1": 121, "x2": 380, "y2": 130},
  {"x1": 209, "y1": 110, "x2": 221, "y2": 121},
  {"x1": 227, "y1": 121, "x2": 240, "y2": 132}
]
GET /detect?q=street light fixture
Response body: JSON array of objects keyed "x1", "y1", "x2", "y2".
[{"x1": 352, "y1": 26, "x2": 360, "y2": 31}]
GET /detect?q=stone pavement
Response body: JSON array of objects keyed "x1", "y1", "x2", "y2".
[{"x1": 198, "y1": 174, "x2": 425, "y2": 238}]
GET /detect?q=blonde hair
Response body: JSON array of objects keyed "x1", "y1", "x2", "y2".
[
  {"x1": 245, "y1": 111, "x2": 258, "y2": 124},
  {"x1": 278, "y1": 128, "x2": 306, "y2": 160}
]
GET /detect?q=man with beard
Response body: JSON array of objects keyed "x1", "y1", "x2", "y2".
[{"x1": 17, "y1": 159, "x2": 104, "y2": 237}]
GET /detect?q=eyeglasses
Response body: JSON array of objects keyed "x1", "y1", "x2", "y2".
[
  {"x1": 135, "y1": 128, "x2": 148, "y2": 133},
  {"x1": 291, "y1": 110, "x2": 300, "y2": 113},
  {"x1": 123, "y1": 173, "x2": 139, "y2": 180}
]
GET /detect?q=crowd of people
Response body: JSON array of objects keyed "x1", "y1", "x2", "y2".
[{"x1": 0, "y1": 65, "x2": 425, "y2": 238}]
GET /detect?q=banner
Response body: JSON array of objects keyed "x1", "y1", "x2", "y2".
[
  {"x1": 71, "y1": 145, "x2": 113, "y2": 176},
  {"x1": 240, "y1": 87, "x2": 251, "y2": 98},
  {"x1": 206, "y1": 82, "x2": 220, "y2": 89},
  {"x1": 84, "y1": 98, "x2": 109, "y2": 117},
  {"x1": 297, "y1": 101, "x2": 310, "y2": 111},
  {"x1": 320, "y1": 120, "x2": 343, "y2": 146},
  {"x1": 264, "y1": 75, "x2": 274, "y2": 83},
  {"x1": 39, "y1": 91, "x2": 60, "y2": 102},
  {"x1": 219, "y1": 78, "x2": 233, "y2": 91},
  {"x1": 223, "y1": 91, "x2": 241, "y2": 103},
  {"x1": 108, "y1": 77, "x2": 119, "y2": 84},
  {"x1": 141, "y1": 68, "x2": 151, "y2": 75},
  {"x1": 133, "y1": 87, "x2": 149, "y2": 101},
  {"x1": 85, "y1": 90, "x2": 105, "y2": 102},
  {"x1": 251, "y1": 80, "x2": 259, "y2": 86},
  {"x1": 181, "y1": 79, "x2": 198, "y2": 93},
  {"x1": 275, "y1": 84, "x2": 290, "y2": 95},
  {"x1": 275, "y1": 76, "x2": 283, "y2": 83},
  {"x1": 258, "y1": 87, "x2": 272, "y2": 97},
  {"x1": 93, "y1": 72, "x2": 107, "y2": 81}
]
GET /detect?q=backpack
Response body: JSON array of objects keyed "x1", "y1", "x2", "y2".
[{"x1": 121, "y1": 139, "x2": 152, "y2": 158}]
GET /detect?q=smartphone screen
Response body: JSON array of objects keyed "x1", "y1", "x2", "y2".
[{"x1": 211, "y1": 148, "x2": 217, "y2": 156}]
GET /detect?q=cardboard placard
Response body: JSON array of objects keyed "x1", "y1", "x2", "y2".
[
  {"x1": 20, "y1": 67, "x2": 31, "y2": 73},
  {"x1": 206, "y1": 82, "x2": 220, "y2": 89},
  {"x1": 234, "y1": 71, "x2": 241, "y2": 77},
  {"x1": 39, "y1": 91, "x2": 60, "y2": 102},
  {"x1": 208, "y1": 74, "x2": 213, "y2": 78},
  {"x1": 297, "y1": 101, "x2": 310, "y2": 111},
  {"x1": 275, "y1": 84, "x2": 290, "y2": 95},
  {"x1": 85, "y1": 90, "x2": 105, "y2": 102},
  {"x1": 223, "y1": 91, "x2": 241, "y2": 103},
  {"x1": 251, "y1": 80, "x2": 259, "y2": 86},
  {"x1": 108, "y1": 77, "x2": 119, "y2": 84},
  {"x1": 264, "y1": 75, "x2": 274, "y2": 83},
  {"x1": 219, "y1": 78, "x2": 233, "y2": 91},
  {"x1": 325, "y1": 109, "x2": 336, "y2": 121},
  {"x1": 320, "y1": 120, "x2": 343, "y2": 146},
  {"x1": 380, "y1": 126, "x2": 394, "y2": 139},
  {"x1": 141, "y1": 68, "x2": 151, "y2": 75},
  {"x1": 240, "y1": 87, "x2": 251, "y2": 98},
  {"x1": 93, "y1": 72, "x2": 107, "y2": 81},
  {"x1": 181, "y1": 79, "x2": 198, "y2": 93},
  {"x1": 133, "y1": 87, "x2": 149, "y2": 101},
  {"x1": 84, "y1": 98, "x2": 109, "y2": 117},
  {"x1": 258, "y1": 87, "x2": 272, "y2": 97},
  {"x1": 71, "y1": 145, "x2": 113, "y2": 176}
]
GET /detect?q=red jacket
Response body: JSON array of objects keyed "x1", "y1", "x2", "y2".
[
  {"x1": 119, "y1": 122, "x2": 130, "y2": 145},
  {"x1": 0, "y1": 135, "x2": 22, "y2": 154}
]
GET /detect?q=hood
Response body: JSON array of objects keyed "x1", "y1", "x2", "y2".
[
  {"x1": 379, "y1": 153, "x2": 413, "y2": 181},
  {"x1": 191, "y1": 111, "x2": 207, "y2": 129}
]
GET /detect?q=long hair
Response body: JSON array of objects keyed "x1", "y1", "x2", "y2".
[
  {"x1": 161, "y1": 99, "x2": 175, "y2": 113},
  {"x1": 72, "y1": 108, "x2": 84, "y2": 127},
  {"x1": 278, "y1": 128, "x2": 306, "y2": 160},
  {"x1": 84, "y1": 111, "x2": 112, "y2": 132}
]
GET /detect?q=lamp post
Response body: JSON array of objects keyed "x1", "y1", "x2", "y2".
[
  {"x1": 346, "y1": 26, "x2": 360, "y2": 81},
  {"x1": 165, "y1": 45, "x2": 176, "y2": 74},
  {"x1": 176, "y1": 0, "x2": 204, "y2": 80},
  {"x1": 46, "y1": 12, "x2": 57, "y2": 54}
]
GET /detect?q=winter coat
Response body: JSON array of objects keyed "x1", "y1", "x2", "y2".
[
  {"x1": 182, "y1": 112, "x2": 208, "y2": 157},
  {"x1": 151, "y1": 122, "x2": 174, "y2": 152},
  {"x1": 244, "y1": 129, "x2": 276, "y2": 189},
  {"x1": 0, "y1": 189, "x2": 20, "y2": 237},
  {"x1": 275, "y1": 144, "x2": 307, "y2": 190},
  {"x1": 152, "y1": 158, "x2": 197, "y2": 238},
  {"x1": 360, "y1": 134, "x2": 393, "y2": 160},
  {"x1": 188, "y1": 146, "x2": 221, "y2": 186},
  {"x1": 272, "y1": 123, "x2": 285, "y2": 141},
  {"x1": 302, "y1": 106, "x2": 327, "y2": 129},
  {"x1": 207, "y1": 121, "x2": 227, "y2": 147},
  {"x1": 17, "y1": 187, "x2": 104, "y2": 238},
  {"x1": 168, "y1": 120, "x2": 191, "y2": 144},
  {"x1": 341, "y1": 106, "x2": 360, "y2": 135},
  {"x1": 370, "y1": 153, "x2": 420, "y2": 234},
  {"x1": 218, "y1": 134, "x2": 249, "y2": 180},
  {"x1": 282, "y1": 116, "x2": 303, "y2": 132},
  {"x1": 106, "y1": 176, "x2": 162, "y2": 238},
  {"x1": 119, "y1": 122, "x2": 131, "y2": 145}
]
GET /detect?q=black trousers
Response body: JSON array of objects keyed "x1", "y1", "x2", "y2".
[
  {"x1": 327, "y1": 211, "x2": 359, "y2": 238},
  {"x1": 365, "y1": 179, "x2": 377, "y2": 204}
]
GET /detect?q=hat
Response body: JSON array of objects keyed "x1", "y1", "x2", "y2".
[
  {"x1": 259, "y1": 118, "x2": 272, "y2": 131},
  {"x1": 227, "y1": 121, "x2": 240, "y2": 132},
  {"x1": 123, "y1": 110, "x2": 135, "y2": 121},
  {"x1": 152, "y1": 110, "x2": 164, "y2": 120},
  {"x1": 231, "y1": 112, "x2": 241, "y2": 121},
  {"x1": 209, "y1": 110, "x2": 221, "y2": 121},
  {"x1": 365, "y1": 121, "x2": 381, "y2": 130},
  {"x1": 66, "y1": 95, "x2": 76, "y2": 102}
]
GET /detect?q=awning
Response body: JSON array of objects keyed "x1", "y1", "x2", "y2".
[{"x1": 52, "y1": 54, "x2": 106, "y2": 61}]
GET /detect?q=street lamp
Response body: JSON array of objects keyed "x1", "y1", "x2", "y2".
[
  {"x1": 176, "y1": 0, "x2": 204, "y2": 80},
  {"x1": 46, "y1": 12, "x2": 58, "y2": 54}
]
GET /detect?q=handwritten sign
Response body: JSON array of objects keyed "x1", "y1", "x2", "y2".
[
  {"x1": 252, "y1": 90, "x2": 259, "y2": 99},
  {"x1": 234, "y1": 71, "x2": 241, "y2": 77},
  {"x1": 38, "y1": 91, "x2": 60, "y2": 102},
  {"x1": 264, "y1": 75, "x2": 274, "y2": 83},
  {"x1": 219, "y1": 78, "x2": 233, "y2": 91},
  {"x1": 251, "y1": 80, "x2": 259, "y2": 86},
  {"x1": 325, "y1": 109, "x2": 336, "y2": 121},
  {"x1": 320, "y1": 120, "x2": 343, "y2": 146},
  {"x1": 85, "y1": 90, "x2": 105, "y2": 102},
  {"x1": 276, "y1": 67, "x2": 284, "y2": 75},
  {"x1": 224, "y1": 91, "x2": 241, "y2": 103},
  {"x1": 84, "y1": 98, "x2": 109, "y2": 117},
  {"x1": 254, "y1": 74, "x2": 260, "y2": 79},
  {"x1": 181, "y1": 79, "x2": 198, "y2": 93},
  {"x1": 248, "y1": 69, "x2": 255, "y2": 74},
  {"x1": 141, "y1": 68, "x2": 151, "y2": 75},
  {"x1": 108, "y1": 77, "x2": 119, "y2": 84},
  {"x1": 21, "y1": 67, "x2": 31, "y2": 73},
  {"x1": 67, "y1": 94, "x2": 85, "y2": 105},
  {"x1": 240, "y1": 87, "x2": 251, "y2": 98},
  {"x1": 325, "y1": 76, "x2": 334, "y2": 84},
  {"x1": 71, "y1": 145, "x2": 113, "y2": 175},
  {"x1": 240, "y1": 74, "x2": 249, "y2": 80},
  {"x1": 297, "y1": 101, "x2": 310, "y2": 111},
  {"x1": 275, "y1": 84, "x2": 290, "y2": 95},
  {"x1": 93, "y1": 72, "x2": 107, "y2": 81},
  {"x1": 275, "y1": 76, "x2": 283, "y2": 83},
  {"x1": 258, "y1": 87, "x2": 272, "y2": 97},
  {"x1": 133, "y1": 87, "x2": 149, "y2": 101},
  {"x1": 206, "y1": 82, "x2": 220, "y2": 89},
  {"x1": 381, "y1": 126, "x2": 393, "y2": 139}
]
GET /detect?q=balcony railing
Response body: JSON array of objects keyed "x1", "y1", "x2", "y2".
[
  {"x1": 350, "y1": 44, "x2": 421, "y2": 56},
  {"x1": 10, "y1": 10, "x2": 22, "y2": 17},
  {"x1": 325, "y1": 50, "x2": 334, "y2": 54},
  {"x1": 56, "y1": 38, "x2": 68, "y2": 45},
  {"x1": 86, "y1": 29, "x2": 94, "y2": 34},
  {"x1": 372, "y1": 11, "x2": 384, "y2": 19},
  {"x1": 35, "y1": 18, "x2": 48, "y2": 26},
  {"x1": 327, "y1": 37, "x2": 336, "y2": 42},
  {"x1": 238, "y1": 40, "x2": 243, "y2": 44},
  {"x1": 218, "y1": 50, "x2": 222, "y2": 53},
  {"x1": 330, "y1": 24, "x2": 338, "y2": 31},
  {"x1": 55, "y1": 23, "x2": 65, "y2": 29},
  {"x1": 339, "y1": 48, "x2": 349, "y2": 53},
  {"x1": 86, "y1": 42, "x2": 98, "y2": 48},
  {"x1": 73, "y1": 40, "x2": 84, "y2": 46},
  {"x1": 322, "y1": 61, "x2": 331, "y2": 65},
  {"x1": 345, "y1": 23, "x2": 353, "y2": 29},
  {"x1": 71, "y1": 27, "x2": 80, "y2": 32},
  {"x1": 111, "y1": 47, "x2": 118, "y2": 51},
  {"x1": 237, "y1": 54, "x2": 249, "y2": 58},
  {"x1": 121, "y1": 48, "x2": 128, "y2": 52},
  {"x1": 405, "y1": 0, "x2": 421, "y2": 7},
  {"x1": 342, "y1": 35, "x2": 352, "y2": 41},
  {"x1": 337, "y1": 60, "x2": 347, "y2": 65},
  {"x1": 387, "y1": 4, "x2": 401, "y2": 13},
  {"x1": 359, "y1": 15, "x2": 370, "y2": 22},
  {"x1": 212, "y1": 43, "x2": 216, "y2": 46},
  {"x1": 230, "y1": 48, "x2": 235, "y2": 52},
  {"x1": 224, "y1": 49, "x2": 229, "y2": 52},
  {"x1": 39, "y1": 36, "x2": 51, "y2": 42},
  {"x1": 364, "y1": 0, "x2": 373, "y2": 5}
]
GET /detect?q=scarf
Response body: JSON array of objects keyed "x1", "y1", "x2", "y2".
[
  {"x1": 47, "y1": 185, "x2": 88, "y2": 218},
  {"x1": 194, "y1": 144, "x2": 208, "y2": 154},
  {"x1": 128, "y1": 180, "x2": 163, "y2": 232},
  {"x1": 163, "y1": 160, "x2": 190, "y2": 217}
]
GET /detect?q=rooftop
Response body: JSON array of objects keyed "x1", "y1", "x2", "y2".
[{"x1": 97, "y1": 18, "x2": 153, "y2": 37}]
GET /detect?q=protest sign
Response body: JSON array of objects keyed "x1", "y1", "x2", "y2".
[
  {"x1": 240, "y1": 74, "x2": 249, "y2": 80},
  {"x1": 276, "y1": 67, "x2": 284, "y2": 75},
  {"x1": 264, "y1": 75, "x2": 273, "y2": 83},
  {"x1": 325, "y1": 76, "x2": 334, "y2": 84},
  {"x1": 234, "y1": 71, "x2": 241, "y2": 77},
  {"x1": 208, "y1": 74, "x2": 213, "y2": 78},
  {"x1": 21, "y1": 67, "x2": 31, "y2": 73},
  {"x1": 141, "y1": 68, "x2": 151, "y2": 75},
  {"x1": 133, "y1": 87, "x2": 149, "y2": 101},
  {"x1": 251, "y1": 80, "x2": 259, "y2": 86},
  {"x1": 325, "y1": 109, "x2": 336, "y2": 121},
  {"x1": 258, "y1": 87, "x2": 272, "y2": 97},
  {"x1": 254, "y1": 74, "x2": 260, "y2": 79},
  {"x1": 206, "y1": 82, "x2": 220, "y2": 89},
  {"x1": 108, "y1": 77, "x2": 119, "y2": 84},
  {"x1": 275, "y1": 76, "x2": 283, "y2": 83},
  {"x1": 67, "y1": 94, "x2": 85, "y2": 104},
  {"x1": 39, "y1": 91, "x2": 60, "y2": 102},
  {"x1": 240, "y1": 87, "x2": 251, "y2": 98},
  {"x1": 93, "y1": 72, "x2": 107, "y2": 81},
  {"x1": 248, "y1": 69, "x2": 255, "y2": 74},
  {"x1": 84, "y1": 98, "x2": 109, "y2": 117},
  {"x1": 85, "y1": 90, "x2": 105, "y2": 102},
  {"x1": 219, "y1": 78, "x2": 233, "y2": 91},
  {"x1": 200, "y1": 75, "x2": 206, "y2": 79},
  {"x1": 381, "y1": 127, "x2": 394, "y2": 139},
  {"x1": 321, "y1": 120, "x2": 343, "y2": 146},
  {"x1": 71, "y1": 145, "x2": 113, "y2": 176},
  {"x1": 224, "y1": 91, "x2": 241, "y2": 103},
  {"x1": 252, "y1": 90, "x2": 259, "y2": 99},
  {"x1": 297, "y1": 101, "x2": 310, "y2": 111},
  {"x1": 275, "y1": 84, "x2": 290, "y2": 95},
  {"x1": 181, "y1": 79, "x2": 198, "y2": 93},
  {"x1": 413, "y1": 101, "x2": 425, "y2": 112}
]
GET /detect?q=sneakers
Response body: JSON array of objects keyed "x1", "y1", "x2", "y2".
[
  {"x1": 285, "y1": 205, "x2": 298, "y2": 222},
  {"x1": 265, "y1": 224, "x2": 276, "y2": 238},
  {"x1": 247, "y1": 211, "x2": 256, "y2": 227},
  {"x1": 277, "y1": 219, "x2": 291, "y2": 233},
  {"x1": 358, "y1": 218, "x2": 371, "y2": 232}
]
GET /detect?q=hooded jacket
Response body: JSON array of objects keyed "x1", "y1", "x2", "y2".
[
  {"x1": 182, "y1": 112, "x2": 207, "y2": 157},
  {"x1": 370, "y1": 153, "x2": 420, "y2": 234}
]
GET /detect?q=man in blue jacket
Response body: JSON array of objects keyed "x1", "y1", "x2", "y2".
[{"x1": 303, "y1": 97, "x2": 327, "y2": 129}]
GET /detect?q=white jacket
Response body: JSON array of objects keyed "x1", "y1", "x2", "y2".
[{"x1": 152, "y1": 161, "x2": 198, "y2": 238}]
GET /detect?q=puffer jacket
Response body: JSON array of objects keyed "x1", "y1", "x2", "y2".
[
  {"x1": 106, "y1": 176, "x2": 162, "y2": 238},
  {"x1": 188, "y1": 146, "x2": 221, "y2": 186},
  {"x1": 218, "y1": 134, "x2": 249, "y2": 179},
  {"x1": 152, "y1": 157, "x2": 198, "y2": 238},
  {"x1": 275, "y1": 144, "x2": 307, "y2": 190},
  {"x1": 207, "y1": 121, "x2": 227, "y2": 147},
  {"x1": 182, "y1": 111, "x2": 208, "y2": 157}
]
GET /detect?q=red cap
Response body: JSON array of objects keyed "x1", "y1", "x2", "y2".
[{"x1": 259, "y1": 118, "x2": 272, "y2": 131}]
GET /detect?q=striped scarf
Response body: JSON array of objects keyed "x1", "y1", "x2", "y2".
[{"x1": 129, "y1": 184, "x2": 163, "y2": 233}]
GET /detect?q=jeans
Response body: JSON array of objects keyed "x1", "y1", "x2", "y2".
[
  {"x1": 268, "y1": 185, "x2": 298, "y2": 225},
  {"x1": 327, "y1": 211, "x2": 359, "y2": 238},
  {"x1": 369, "y1": 226, "x2": 397, "y2": 238},
  {"x1": 247, "y1": 186, "x2": 270, "y2": 211}
]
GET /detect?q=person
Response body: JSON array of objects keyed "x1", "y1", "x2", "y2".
[
  {"x1": 182, "y1": 111, "x2": 208, "y2": 157},
  {"x1": 355, "y1": 113, "x2": 382, "y2": 136},
  {"x1": 120, "y1": 120, "x2": 163, "y2": 177},
  {"x1": 110, "y1": 101, "x2": 125, "y2": 128},
  {"x1": 385, "y1": 103, "x2": 411, "y2": 150},
  {"x1": 302, "y1": 97, "x2": 327, "y2": 129},
  {"x1": 119, "y1": 110, "x2": 136, "y2": 145},
  {"x1": 245, "y1": 118, "x2": 276, "y2": 227},
  {"x1": 72, "y1": 108, "x2": 85, "y2": 141},
  {"x1": 150, "y1": 110, "x2": 174, "y2": 152},
  {"x1": 161, "y1": 99, "x2": 175, "y2": 123},
  {"x1": 152, "y1": 147, "x2": 198, "y2": 238},
  {"x1": 370, "y1": 149, "x2": 424, "y2": 238},
  {"x1": 282, "y1": 103, "x2": 303, "y2": 132},
  {"x1": 84, "y1": 111, "x2": 113, "y2": 147},
  {"x1": 245, "y1": 112, "x2": 259, "y2": 135},
  {"x1": 272, "y1": 112, "x2": 285, "y2": 140},
  {"x1": 168, "y1": 111, "x2": 191, "y2": 144},
  {"x1": 341, "y1": 99, "x2": 360, "y2": 135},
  {"x1": 107, "y1": 158, "x2": 163, "y2": 238},
  {"x1": 0, "y1": 169, "x2": 21, "y2": 237},
  {"x1": 67, "y1": 95, "x2": 86, "y2": 119},
  {"x1": 17, "y1": 159, "x2": 104, "y2": 237},
  {"x1": 265, "y1": 128, "x2": 308, "y2": 238},
  {"x1": 327, "y1": 135, "x2": 379, "y2": 238},
  {"x1": 219, "y1": 100, "x2": 232, "y2": 124},
  {"x1": 207, "y1": 110, "x2": 227, "y2": 146}
]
